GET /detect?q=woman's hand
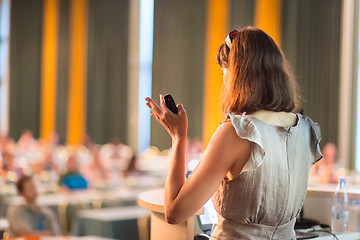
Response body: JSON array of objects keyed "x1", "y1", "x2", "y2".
[{"x1": 145, "y1": 95, "x2": 188, "y2": 141}]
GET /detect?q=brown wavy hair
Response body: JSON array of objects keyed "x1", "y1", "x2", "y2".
[{"x1": 216, "y1": 26, "x2": 300, "y2": 114}]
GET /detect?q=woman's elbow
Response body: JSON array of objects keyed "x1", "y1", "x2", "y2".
[
  {"x1": 165, "y1": 215, "x2": 179, "y2": 224},
  {"x1": 165, "y1": 208, "x2": 184, "y2": 224}
]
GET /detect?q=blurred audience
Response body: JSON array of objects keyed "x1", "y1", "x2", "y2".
[
  {"x1": 59, "y1": 154, "x2": 88, "y2": 191},
  {"x1": 0, "y1": 130, "x2": 143, "y2": 191},
  {"x1": 310, "y1": 142, "x2": 338, "y2": 184},
  {"x1": 0, "y1": 129, "x2": 170, "y2": 237},
  {"x1": 0, "y1": 129, "x2": 166, "y2": 192},
  {"x1": 7, "y1": 175, "x2": 61, "y2": 237}
]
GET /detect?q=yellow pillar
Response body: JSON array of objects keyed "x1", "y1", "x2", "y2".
[
  {"x1": 202, "y1": 0, "x2": 229, "y2": 146},
  {"x1": 255, "y1": 0, "x2": 282, "y2": 46},
  {"x1": 67, "y1": 0, "x2": 88, "y2": 145},
  {"x1": 40, "y1": 0, "x2": 58, "y2": 140}
]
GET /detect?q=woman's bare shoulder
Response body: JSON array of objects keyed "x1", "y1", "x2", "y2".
[{"x1": 209, "y1": 120, "x2": 250, "y2": 154}]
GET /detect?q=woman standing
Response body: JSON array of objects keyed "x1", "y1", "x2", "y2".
[{"x1": 145, "y1": 26, "x2": 322, "y2": 239}]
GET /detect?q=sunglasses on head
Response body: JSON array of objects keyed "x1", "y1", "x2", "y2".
[{"x1": 225, "y1": 29, "x2": 239, "y2": 49}]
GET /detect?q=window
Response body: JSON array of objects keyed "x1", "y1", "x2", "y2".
[
  {"x1": 0, "y1": 0, "x2": 10, "y2": 134},
  {"x1": 138, "y1": 0, "x2": 154, "y2": 152}
]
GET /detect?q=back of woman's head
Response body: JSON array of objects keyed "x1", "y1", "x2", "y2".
[{"x1": 216, "y1": 26, "x2": 300, "y2": 114}]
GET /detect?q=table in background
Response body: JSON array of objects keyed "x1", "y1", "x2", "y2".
[
  {"x1": 315, "y1": 231, "x2": 360, "y2": 239},
  {"x1": 2, "y1": 187, "x2": 142, "y2": 214},
  {"x1": 305, "y1": 184, "x2": 360, "y2": 231},
  {"x1": 0, "y1": 173, "x2": 165, "y2": 215},
  {"x1": 73, "y1": 206, "x2": 150, "y2": 240},
  {"x1": 1, "y1": 186, "x2": 145, "y2": 233}
]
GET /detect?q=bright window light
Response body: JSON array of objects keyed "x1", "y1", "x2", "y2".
[
  {"x1": 356, "y1": 3, "x2": 360, "y2": 172},
  {"x1": 138, "y1": 0, "x2": 154, "y2": 153},
  {"x1": 0, "y1": 0, "x2": 10, "y2": 134}
]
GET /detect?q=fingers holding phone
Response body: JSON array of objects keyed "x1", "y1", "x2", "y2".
[{"x1": 145, "y1": 94, "x2": 188, "y2": 140}]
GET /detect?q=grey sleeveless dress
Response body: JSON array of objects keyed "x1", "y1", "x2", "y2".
[{"x1": 210, "y1": 113, "x2": 322, "y2": 240}]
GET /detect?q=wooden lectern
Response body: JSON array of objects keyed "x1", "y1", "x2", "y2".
[{"x1": 138, "y1": 188, "x2": 204, "y2": 240}]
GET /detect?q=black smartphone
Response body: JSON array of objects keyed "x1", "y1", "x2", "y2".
[{"x1": 164, "y1": 94, "x2": 178, "y2": 114}]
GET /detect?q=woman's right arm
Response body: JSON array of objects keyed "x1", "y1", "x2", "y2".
[{"x1": 164, "y1": 121, "x2": 251, "y2": 224}]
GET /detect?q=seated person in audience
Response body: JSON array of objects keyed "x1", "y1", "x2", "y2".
[
  {"x1": 83, "y1": 146, "x2": 111, "y2": 187},
  {"x1": 42, "y1": 148, "x2": 59, "y2": 174},
  {"x1": 48, "y1": 132, "x2": 60, "y2": 149},
  {"x1": 0, "y1": 134, "x2": 15, "y2": 155},
  {"x1": 122, "y1": 154, "x2": 142, "y2": 177},
  {"x1": 17, "y1": 130, "x2": 38, "y2": 153},
  {"x1": 101, "y1": 138, "x2": 133, "y2": 171},
  {"x1": 2, "y1": 151, "x2": 23, "y2": 180},
  {"x1": 59, "y1": 154, "x2": 88, "y2": 190},
  {"x1": 186, "y1": 138, "x2": 204, "y2": 164},
  {"x1": 310, "y1": 142, "x2": 338, "y2": 184},
  {"x1": 7, "y1": 175, "x2": 61, "y2": 237},
  {"x1": 82, "y1": 133, "x2": 94, "y2": 149},
  {"x1": 31, "y1": 147, "x2": 60, "y2": 183}
]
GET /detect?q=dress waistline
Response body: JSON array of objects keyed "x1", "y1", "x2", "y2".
[{"x1": 210, "y1": 217, "x2": 296, "y2": 240}]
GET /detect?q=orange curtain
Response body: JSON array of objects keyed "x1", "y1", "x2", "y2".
[
  {"x1": 40, "y1": 0, "x2": 58, "y2": 140},
  {"x1": 202, "y1": 0, "x2": 229, "y2": 146},
  {"x1": 67, "y1": 0, "x2": 88, "y2": 145},
  {"x1": 255, "y1": 0, "x2": 282, "y2": 46}
]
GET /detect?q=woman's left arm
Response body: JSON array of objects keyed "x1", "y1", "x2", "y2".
[{"x1": 146, "y1": 96, "x2": 250, "y2": 224}]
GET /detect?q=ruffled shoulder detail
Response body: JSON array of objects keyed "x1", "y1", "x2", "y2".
[
  {"x1": 229, "y1": 114, "x2": 265, "y2": 173},
  {"x1": 304, "y1": 116, "x2": 323, "y2": 163}
]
